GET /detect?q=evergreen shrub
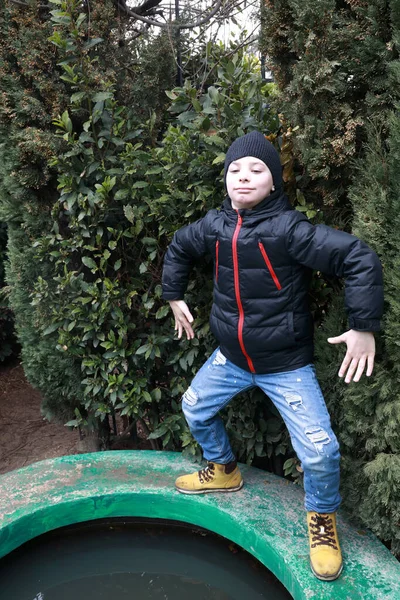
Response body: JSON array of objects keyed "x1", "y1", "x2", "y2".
[
  {"x1": 0, "y1": 0, "x2": 175, "y2": 426},
  {"x1": 30, "y1": 2, "x2": 295, "y2": 465},
  {"x1": 261, "y1": 0, "x2": 400, "y2": 555},
  {"x1": 0, "y1": 0, "x2": 303, "y2": 468},
  {"x1": 261, "y1": 0, "x2": 395, "y2": 212},
  {"x1": 0, "y1": 222, "x2": 16, "y2": 362},
  {"x1": 314, "y1": 116, "x2": 400, "y2": 555},
  {"x1": 0, "y1": 1, "x2": 322, "y2": 477}
]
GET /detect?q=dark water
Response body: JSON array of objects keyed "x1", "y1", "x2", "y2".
[{"x1": 0, "y1": 519, "x2": 293, "y2": 600}]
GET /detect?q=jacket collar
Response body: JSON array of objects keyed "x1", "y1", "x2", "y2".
[{"x1": 222, "y1": 188, "x2": 292, "y2": 224}]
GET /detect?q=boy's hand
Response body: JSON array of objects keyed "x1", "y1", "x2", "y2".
[
  {"x1": 169, "y1": 300, "x2": 195, "y2": 340},
  {"x1": 327, "y1": 330, "x2": 375, "y2": 383}
]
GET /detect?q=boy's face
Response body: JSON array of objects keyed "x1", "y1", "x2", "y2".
[{"x1": 226, "y1": 156, "x2": 274, "y2": 210}]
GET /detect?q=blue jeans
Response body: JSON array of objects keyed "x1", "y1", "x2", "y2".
[{"x1": 182, "y1": 348, "x2": 341, "y2": 513}]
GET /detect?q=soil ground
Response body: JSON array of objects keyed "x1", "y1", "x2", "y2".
[
  {"x1": 0, "y1": 357, "x2": 151, "y2": 476},
  {"x1": 0, "y1": 358, "x2": 79, "y2": 475}
]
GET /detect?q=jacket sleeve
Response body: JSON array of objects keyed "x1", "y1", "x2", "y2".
[
  {"x1": 162, "y1": 216, "x2": 210, "y2": 300},
  {"x1": 285, "y1": 213, "x2": 384, "y2": 331}
]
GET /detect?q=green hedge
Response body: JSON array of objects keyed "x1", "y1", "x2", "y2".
[
  {"x1": 0, "y1": 222, "x2": 16, "y2": 362},
  {"x1": 261, "y1": 0, "x2": 400, "y2": 556},
  {"x1": 0, "y1": 1, "x2": 301, "y2": 471}
]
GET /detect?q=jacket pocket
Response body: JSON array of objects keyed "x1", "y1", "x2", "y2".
[
  {"x1": 215, "y1": 239, "x2": 219, "y2": 283},
  {"x1": 258, "y1": 242, "x2": 282, "y2": 290}
]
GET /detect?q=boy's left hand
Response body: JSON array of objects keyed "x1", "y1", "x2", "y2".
[{"x1": 327, "y1": 330, "x2": 375, "y2": 384}]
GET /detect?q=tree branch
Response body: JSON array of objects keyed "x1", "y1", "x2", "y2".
[
  {"x1": 8, "y1": 0, "x2": 49, "y2": 8},
  {"x1": 132, "y1": 0, "x2": 163, "y2": 15},
  {"x1": 117, "y1": 0, "x2": 224, "y2": 30}
]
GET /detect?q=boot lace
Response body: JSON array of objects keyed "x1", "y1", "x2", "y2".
[
  {"x1": 198, "y1": 462, "x2": 215, "y2": 484},
  {"x1": 310, "y1": 513, "x2": 338, "y2": 550}
]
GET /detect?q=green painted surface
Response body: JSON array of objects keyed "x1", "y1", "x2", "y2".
[{"x1": 0, "y1": 451, "x2": 399, "y2": 600}]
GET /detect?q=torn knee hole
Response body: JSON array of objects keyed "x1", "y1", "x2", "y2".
[
  {"x1": 305, "y1": 426, "x2": 331, "y2": 454},
  {"x1": 212, "y1": 350, "x2": 227, "y2": 366},
  {"x1": 182, "y1": 386, "x2": 198, "y2": 407},
  {"x1": 283, "y1": 391, "x2": 303, "y2": 411}
]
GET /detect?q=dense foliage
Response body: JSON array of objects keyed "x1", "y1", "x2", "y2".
[
  {"x1": 0, "y1": 0, "x2": 300, "y2": 470},
  {"x1": 0, "y1": 222, "x2": 16, "y2": 362},
  {"x1": 0, "y1": 0, "x2": 174, "y2": 422},
  {"x1": 261, "y1": 0, "x2": 395, "y2": 215},
  {"x1": 262, "y1": 0, "x2": 400, "y2": 555}
]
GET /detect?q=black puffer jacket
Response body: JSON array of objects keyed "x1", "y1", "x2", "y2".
[{"x1": 162, "y1": 190, "x2": 384, "y2": 374}]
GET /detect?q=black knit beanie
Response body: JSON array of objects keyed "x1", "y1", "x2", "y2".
[{"x1": 224, "y1": 131, "x2": 283, "y2": 190}]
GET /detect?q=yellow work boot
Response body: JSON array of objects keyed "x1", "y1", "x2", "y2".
[
  {"x1": 307, "y1": 511, "x2": 343, "y2": 581},
  {"x1": 175, "y1": 460, "x2": 243, "y2": 494}
]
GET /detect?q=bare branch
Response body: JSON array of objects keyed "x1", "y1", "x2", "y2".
[
  {"x1": 8, "y1": 0, "x2": 49, "y2": 8},
  {"x1": 117, "y1": 0, "x2": 224, "y2": 30},
  {"x1": 132, "y1": 0, "x2": 163, "y2": 15}
]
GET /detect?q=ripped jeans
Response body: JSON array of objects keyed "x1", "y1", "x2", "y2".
[{"x1": 182, "y1": 348, "x2": 341, "y2": 513}]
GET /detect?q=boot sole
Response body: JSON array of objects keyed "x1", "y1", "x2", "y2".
[
  {"x1": 175, "y1": 480, "x2": 244, "y2": 495},
  {"x1": 310, "y1": 561, "x2": 343, "y2": 581}
]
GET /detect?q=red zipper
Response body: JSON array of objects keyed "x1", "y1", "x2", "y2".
[
  {"x1": 232, "y1": 213, "x2": 255, "y2": 373},
  {"x1": 215, "y1": 240, "x2": 219, "y2": 282},
  {"x1": 258, "y1": 242, "x2": 282, "y2": 290}
]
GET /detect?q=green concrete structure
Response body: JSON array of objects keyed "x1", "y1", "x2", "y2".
[{"x1": 0, "y1": 450, "x2": 399, "y2": 599}]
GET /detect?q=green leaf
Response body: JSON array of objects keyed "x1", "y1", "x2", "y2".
[
  {"x1": 255, "y1": 442, "x2": 266, "y2": 457},
  {"x1": 92, "y1": 91, "x2": 113, "y2": 102},
  {"x1": 148, "y1": 423, "x2": 169, "y2": 438},
  {"x1": 79, "y1": 132, "x2": 94, "y2": 143},
  {"x1": 200, "y1": 117, "x2": 211, "y2": 130},
  {"x1": 296, "y1": 190, "x2": 306, "y2": 206},
  {"x1": 66, "y1": 193, "x2": 77, "y2": 211},
  {"x1": 67, "y1": 320, "x2": 76, "y2": 331},
  {"x1": 114, "y1": 259, "x2": 122, "y2": 271},
  {"x1": 152, "y1": 388, "x2": 162, "y2": 402},
  {"x1": 136, "y1": 344, "x2": 151, "y2": 355},
  {"x1": 212, "y1": 152, "x2": 226, "y2": 165},
  {"x1": 43, "y1": 322, "x2": 61, "y2": 336},
  {"x1": 226, "y1": 61, "x2": 235, "y2": 76},
  {"x1": 143, "y1": 391, "x2": 152, "y2": 403},
  {"x1": 283, "y1": 458, "x2": 295, "y2": 470},
  {"x1": 142, "y1": 237, "x2": 157, "y2": 246},
  {"x1": 156, "y1": 305, "x2": 170, "y2": 319},
  {"x1": 208, "y1": 86, "x2": 219, "y2": 103},
  {"x1": 192, "y1": 98, "x2": 202, "y2": 112},
  {"x1": 71, "y1": 91, "x2": 86, "y2": 104},
  {"x1": 84, "y1": 38, "x2": 104, "y2": 50},
  {"x1": 145, "y1": 166, "x2": 164, "y2": 175},
  {"x1": 115, "y1": 189, "x2": 129, "y2": 200},
  {"x1": 61, "y1": 110, "x2": 73, "y2": 133},
  {"x1": 124, "y1": 205, "x2": 135, "y2": 224},
  {"x1": 76, "y1": 12, "x2": 87, "y2": 28},
  {"x1": 82, "y1": 256, "x2": 97, "y2": 270},
  {"x1": 87, "y1": 162, "x2": 100, "y2": 175}
]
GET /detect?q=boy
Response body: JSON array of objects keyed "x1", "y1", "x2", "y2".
[{"x1": 161, "y1": 131, "x2": 383, "y2": 581}]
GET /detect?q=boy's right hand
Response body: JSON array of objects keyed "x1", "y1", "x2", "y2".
[{"x1": 168, "y1": 300, "x2": 195, "y2": 340}]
